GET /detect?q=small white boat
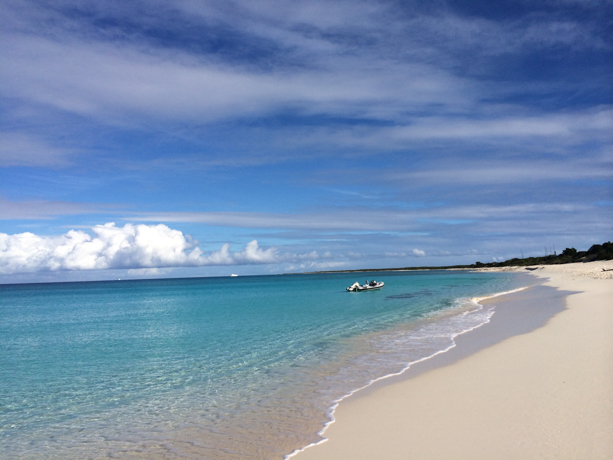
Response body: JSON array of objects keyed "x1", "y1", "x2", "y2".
[
  {"x1": 346, "y1": 280, "x2": 385, "y2": 292},
  {"x1": 231, "y1": 274, "x2": 238, "y2": 277}
]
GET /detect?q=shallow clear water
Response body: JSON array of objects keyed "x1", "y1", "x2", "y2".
[{"x1": 0, "y1": 271, "x2": 525, "y2": 459}]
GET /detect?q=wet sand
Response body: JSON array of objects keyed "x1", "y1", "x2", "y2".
[{"x1": 292, "y1": 261, "x2": 613, "y2": 459}]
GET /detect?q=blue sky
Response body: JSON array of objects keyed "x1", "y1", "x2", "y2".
[{"x1": 1, "y1": 0, "x2": 611, "y2": 283}]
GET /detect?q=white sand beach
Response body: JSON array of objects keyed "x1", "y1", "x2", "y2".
[{"x1": 294, "y1": 261, "x2": 613, "y2": 459}]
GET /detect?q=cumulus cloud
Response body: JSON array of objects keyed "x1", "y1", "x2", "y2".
[
  {"x1": 412, "y1": 249, "x2": 426, "y2": 257},
  {"x1": 0, "y1": 222, "x2": 322, "y2": 275}
]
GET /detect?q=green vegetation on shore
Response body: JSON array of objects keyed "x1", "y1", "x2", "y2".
[
  {"x1": 471, "y1": 241, "x2": 613, "y2": 268},
  {"x1": 304, "y1": 241, "x2": 613, "y2": 274}
]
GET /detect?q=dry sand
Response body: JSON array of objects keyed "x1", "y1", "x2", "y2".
[{"x1": 292, "y1": 261, "x2": 613, "y2": 459}]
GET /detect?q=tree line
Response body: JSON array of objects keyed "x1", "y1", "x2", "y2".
[{"x1": 472, "y1": 241, "x2": 613, "y2": 268}]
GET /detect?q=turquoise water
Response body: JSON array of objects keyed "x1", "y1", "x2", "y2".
[{"x1": 0, "y1": 271, "x2": 526, "y2": 459}]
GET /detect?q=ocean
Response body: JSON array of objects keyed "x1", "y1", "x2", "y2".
[{"x1": 0, "y1": 270, "x2": 527, "y2": 459}]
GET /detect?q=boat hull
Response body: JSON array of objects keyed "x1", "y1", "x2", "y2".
[{"x1": 346, "y1": 281, "x2": 384, "y2": 292}]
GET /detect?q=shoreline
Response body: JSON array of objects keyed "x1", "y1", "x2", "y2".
[
  {"x1": 287, "y1": 279, "x2": 549, "y2": 459},
  {"x1": 285, "y1": 284, "x2": 535, "y2": 459},
  {"x1": 292, "y1": 261, "x2": 613, "y2": 459}
]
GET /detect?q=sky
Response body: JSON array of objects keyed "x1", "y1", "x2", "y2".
[{"x1": 0, "y1": 0, "x2": 611, "y2": 283}]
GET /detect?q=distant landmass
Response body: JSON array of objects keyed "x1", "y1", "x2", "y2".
[{"x1": 304, "y1": 241, "x2": 613, "y2": 274}]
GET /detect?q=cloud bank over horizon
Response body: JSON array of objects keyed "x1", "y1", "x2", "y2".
[{"x1": 0, "y1": 223, "x2": 325, "y2": 275}]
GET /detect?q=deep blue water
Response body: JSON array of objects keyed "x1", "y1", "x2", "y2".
[{"x1": 0, "y1": 270, "x2": 526, "y2": 459}]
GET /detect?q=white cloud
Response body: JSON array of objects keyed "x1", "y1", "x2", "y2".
[
  {"x1": 126, "y1": 267, "x2": 172, "y2": 276},
  {"x1": 0, "y1": 198, "x2": 109, "y2": 220},
  {"x1": 285, "y1": 260, "x2": 347, "y2": 272},
  {"x1": 391, "y1": 159, "x2": 612, "y2": 185},
  {"x1": 0, "y1": 35, "x2": 469, "y2": 126},
  {"x1": 250, "y1": 108, "x2": 612, "y2": 157},
  {"x1": 0, "y1": 222, "x2": 323, "y2": 274},
  {"x1": 0, "y1": 132, "x2": 75, "y2": 167},
  {"x1": 0, "y1": 1, "x2": 608, "y2": 172},
  {"x1": 388, "y1": 109, "x2": 613, "y2": 142},
  {"x1": 0, "y1": 0, "x2": 606, "y2": 141},
  {"x1": 126, "y1": 201, "x2": 596, "y2": 232},
  {"x1": 384, "y1": 251, "x2": 408, "y2": 257},
  {"x1": 383, "y1": 249, "x2": 426, "y2": 258}
]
